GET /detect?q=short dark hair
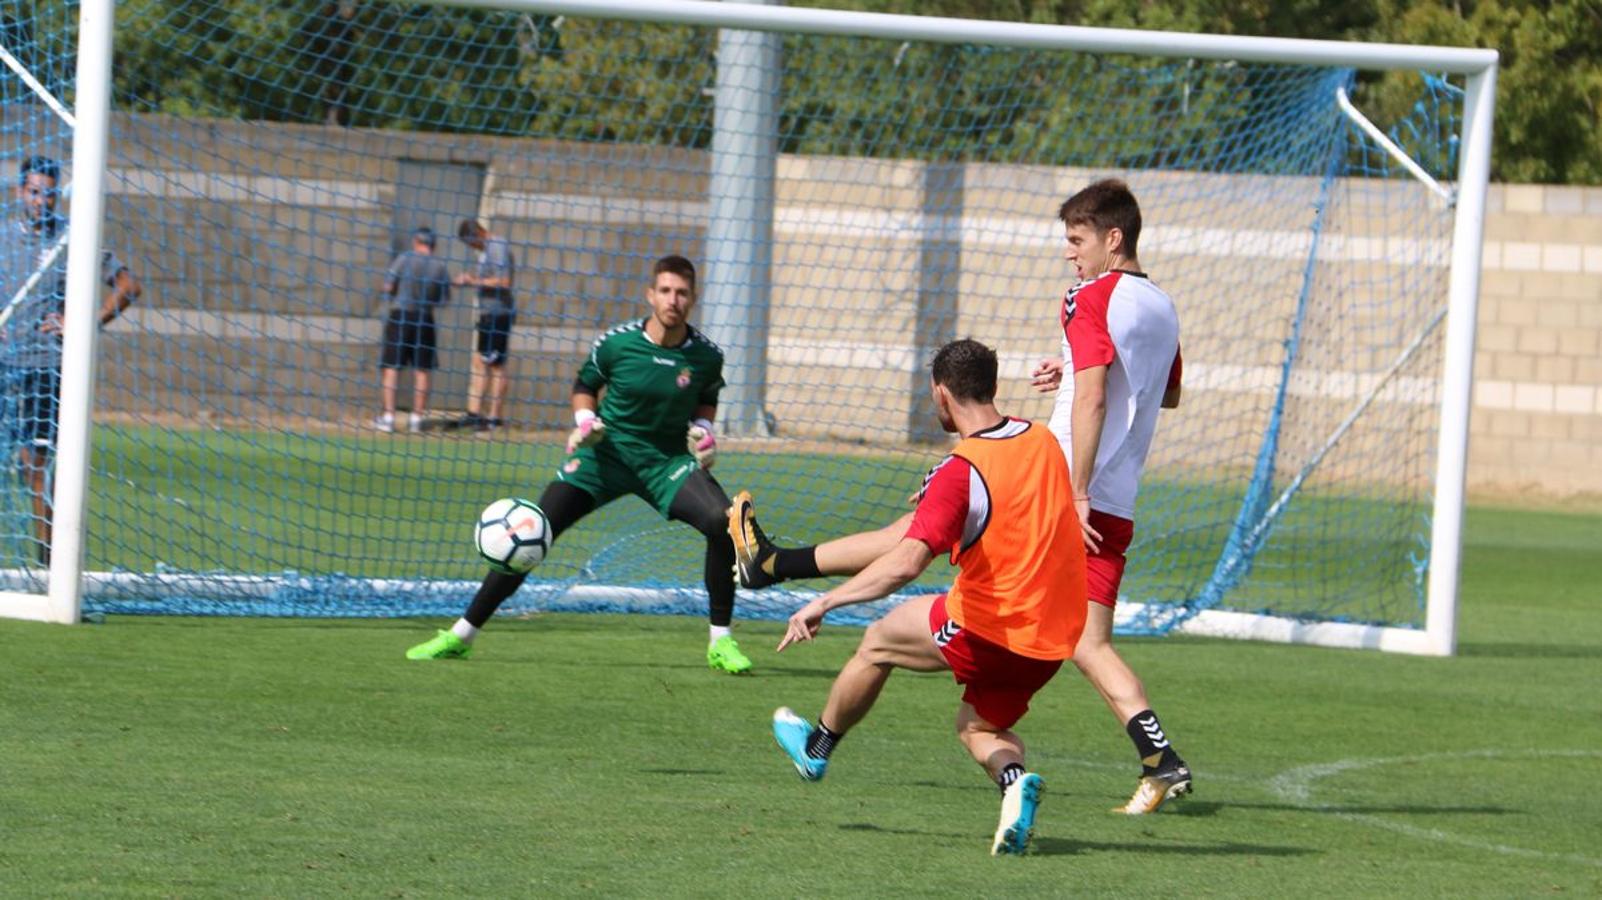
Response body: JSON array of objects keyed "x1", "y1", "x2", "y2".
[
  {"x1": 457, "y1": 218, "x2": 486, "y2": 240},
  {"x1": 1057, "y1": 178, "x2": 1141, "y2": 258},
  {"x1": 412, "y1": 226, "x2": 436, "y2": 248},
  {"x1": 930, "y1": 338, "x2": 997, "y2": 404},
  {"x1": 651, "y1": 255, "x2": 696, "y2": 293},
  {"x1": 20, "y1": 155, "x2": 59, "y2": 185}
]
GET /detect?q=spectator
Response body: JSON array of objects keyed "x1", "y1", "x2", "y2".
[
  {"x1": 454, "y1": 218, "x2": 515, "y2": 433},
  {"x1": 2, "y1": 155, "x2": 140, "y2": 564},
  {"x1": 375, "y1": 226, "x2": 450, "y2": 433}
]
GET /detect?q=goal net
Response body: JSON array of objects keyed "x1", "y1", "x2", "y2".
[{"x1": 1, "y1": 1, "x2": 1494, "y2": 652}]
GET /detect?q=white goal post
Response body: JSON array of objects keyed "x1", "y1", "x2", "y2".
[{"x1": 15, "y1": 0, "x2": 1496, "y2": 657}]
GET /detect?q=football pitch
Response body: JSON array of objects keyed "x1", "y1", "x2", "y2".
[{"x1": 2, "y1": 502, "x2": 1599, "y2": 897}]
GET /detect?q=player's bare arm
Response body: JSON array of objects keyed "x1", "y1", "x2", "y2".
[
  {"x1": 1162, "y1": 383, "x2": 1182, "y2": 408},
  {"x1": 777, "y1": 538, "x2": 933, "y2": 651},
  {"x1": 1070, "y1": 364, "x2": 1108, "y2": 553},
  {"x1": 100, "y1": 269, "x2": 140, "y2": 325}
]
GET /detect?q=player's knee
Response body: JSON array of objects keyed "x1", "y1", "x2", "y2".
[
  {"x1": 856, "y1": 622, "x2": 891, "y2": 664},
  {"x1": 688, "y1": 509, "x2": 730, "y2": 542}
]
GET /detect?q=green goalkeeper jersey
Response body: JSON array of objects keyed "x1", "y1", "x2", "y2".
[{"x1": 577, "y1": 319, "x2": 725, "y2": 456}]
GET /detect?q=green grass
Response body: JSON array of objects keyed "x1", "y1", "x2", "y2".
[
  {"x1": 2, "y1": 503, "x2": 1599, "y2": 896},
  {"x1": 71, "y1": 424, "x2": 1440, "y2": 625}
]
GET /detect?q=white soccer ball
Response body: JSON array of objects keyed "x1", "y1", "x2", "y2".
[{"x1": 474, "y1": 498, "x2": 551, "y2": 574}]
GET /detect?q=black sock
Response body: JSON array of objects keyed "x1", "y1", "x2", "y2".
[
  {"x1": 464, "y1": 570, "x2": 528, "y2": 628},
  {"x1": 997, "y1": 762, "x2": 1025, "y2": 793},
  {"x1": 805, "y1": 720, "x2": 843, "y2": 759},
  {"x1": 1125, "y1": 709, "x2": 1180, "y2": 774},
  {"x1": 774, "y1": 547, "x2": 822, "y2": 580}
]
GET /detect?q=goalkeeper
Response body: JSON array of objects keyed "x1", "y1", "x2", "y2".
[{"x1": 406, "y1": 255, "x2": 752, "y2": 674}]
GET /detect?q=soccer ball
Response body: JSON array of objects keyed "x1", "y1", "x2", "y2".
[{"x1": 474, "y1": 498, "x2": 551, "y2": 574}]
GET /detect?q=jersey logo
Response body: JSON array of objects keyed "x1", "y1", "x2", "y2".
[
  {"x1": 651, "y1": 355, "x2": 676, "y2": 366},
  {"x1": 676, "y1": 367, "x2": 692, "y2": 389},
  {"x1": 917, "y1": 455, "x2": 957, "y2": 503},
  {"x1": 1062, "y1": 282, "x2": 1082, "y2": 326}
]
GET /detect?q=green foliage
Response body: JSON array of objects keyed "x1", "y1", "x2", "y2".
[
  {"x1": 1370, "y1": 0, "x2": 1602, "y2": 184},
  {"x1": 20, "y1": 0, "x2": 1594, "y2": 182}
]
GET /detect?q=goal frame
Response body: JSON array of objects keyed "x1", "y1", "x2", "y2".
[{"x1": 12, "y1": 0, "x2": 1497, "y2": 656}]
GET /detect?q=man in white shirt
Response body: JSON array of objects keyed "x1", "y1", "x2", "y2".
[{"x1": 1030, "y1": 178, "x2": 1191, "y2": 814}]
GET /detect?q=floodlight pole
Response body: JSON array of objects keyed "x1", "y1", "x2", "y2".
[{"x1": 47, "y1": 0, "x2": 118, "y2": 624}]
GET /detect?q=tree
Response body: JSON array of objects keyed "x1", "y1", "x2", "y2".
[{"x1": 90, "y1": 0, "x2": 1602, "y2": 184}]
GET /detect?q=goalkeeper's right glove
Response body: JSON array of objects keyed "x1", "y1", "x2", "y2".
[{"x1": 566, "y1": 409, "x2": 606, "y2": 454}]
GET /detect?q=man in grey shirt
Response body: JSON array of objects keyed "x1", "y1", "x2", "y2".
[
  {"x1": 454, "y1": 218, "x2": 515, "y2": 433},
  {"x1": 376, "y1": 226, "x2": 451, "y2": 433},
  {"x1": 2, "y1": 156, "x2": 140, "y2": 564}
]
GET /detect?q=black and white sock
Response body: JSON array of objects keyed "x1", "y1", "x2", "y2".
[
  {"x1": 1125, "y1": 708, "x2": 1181, "y2": 774},
  {"x1": 805, "y1": 720, "x2": 843, "y2": 760},
  {"x1": 997, "y1": 762, "x2": 1026, "y2": 793}
]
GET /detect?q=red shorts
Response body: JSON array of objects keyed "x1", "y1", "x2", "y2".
[
  {"x1": 1086, "y1": 510, "x2": 1135, "y2": 608},
  {"x1": 928, "y1": 594, "x2": 1064, "y2": 730}
]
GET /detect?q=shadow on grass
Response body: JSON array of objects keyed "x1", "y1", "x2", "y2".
[
  {"x1": 837, "y1": 824, "x2": 1317, "y2": 859},
  {"x1": 1031, "y1": 837, "x2": 1317, "y2": 858}
]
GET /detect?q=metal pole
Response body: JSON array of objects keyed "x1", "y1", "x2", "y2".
[
  {"x1": 702, "y1": 0, "x2": 779, "y2": 435},
  {"x1": 47, "y1": 0, "x2": 118, "y2": 624},
  {"x1": 1423, "y1": 61, "x2": 1498, "y2": 657}
]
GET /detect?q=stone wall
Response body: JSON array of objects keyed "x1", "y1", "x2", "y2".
[{"x1": 59, "y1": 113, "x2": 1602, "y2": 499}]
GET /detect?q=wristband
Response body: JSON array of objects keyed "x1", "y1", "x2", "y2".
[
  {"x1": 574, "y1": 409, "x2": 597, "y2": 428},
  {"x1": 690, "y1": 417, "x2": 714, "y2": 435}
]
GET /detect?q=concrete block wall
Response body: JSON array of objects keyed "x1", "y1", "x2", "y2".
[
  {"x1": 1471, "y1": 185, "x2": 1602, "y2": 496},
  {"x1": 64, "y1": 113, "x2": 1602, "y2": 499}
]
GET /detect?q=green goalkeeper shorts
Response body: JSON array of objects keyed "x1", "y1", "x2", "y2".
[{"x1": 554, "y1": 434, "x2": 700, "y2": 517}]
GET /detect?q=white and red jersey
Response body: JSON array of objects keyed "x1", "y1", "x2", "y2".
[{"x1": 1048, "y1": 270, "x2": 1181, "y2": 520}]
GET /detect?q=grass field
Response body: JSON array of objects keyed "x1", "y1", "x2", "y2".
[
  {"x1": 40, "y1": 424, "x2": 1437, "y2": 627},
  {"x1": 2, "y1": 502, "x2": 1598, "y2": 896}
]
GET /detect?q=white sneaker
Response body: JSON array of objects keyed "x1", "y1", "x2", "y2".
[
  {"x1": 408, "y1": 413, "x2": 424, "y2": 433},
  {"x1": 991, "y1": 772, "x2": 1043, "y2": 856},
  {"x1": 373, "y1": 413, "x2": 394, "y2": 433}
]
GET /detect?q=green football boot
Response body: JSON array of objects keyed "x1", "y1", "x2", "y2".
[
  {"x1": 406, "y1": 629, "x2": 473, "y2": 660},
  {"x1": 707, "y1": 635, "x2": 753, "y2": 675}
]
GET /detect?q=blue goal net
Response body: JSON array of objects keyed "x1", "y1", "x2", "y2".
[{"x1": 2, "y1": 1, "x2": 1465, "y2": 635}]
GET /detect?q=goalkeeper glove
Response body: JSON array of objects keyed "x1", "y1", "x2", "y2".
[
  {"x1": 566, "y1": 409, "x2": 606, "y2": 454},
  {"x1": 687, "y1": 417, "x2": 716, "y2": 469}
]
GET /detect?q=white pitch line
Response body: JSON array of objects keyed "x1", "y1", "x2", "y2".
[{"x1": 1269, "y1": 749, "x2": 1602, "y2": 869}]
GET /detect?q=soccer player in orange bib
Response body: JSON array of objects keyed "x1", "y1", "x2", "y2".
[{"x1": 769, "y1": 338, "x2": 1087, "y2": 856}]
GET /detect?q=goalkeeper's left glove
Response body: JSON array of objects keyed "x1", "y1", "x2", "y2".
[{"x1": 687, "y1": 417, "x2": 717, "y2": 469}]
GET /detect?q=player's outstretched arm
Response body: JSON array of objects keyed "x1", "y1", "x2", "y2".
[{"x1": 777, "y1": 538, "x2": 933, "y2": 651}]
